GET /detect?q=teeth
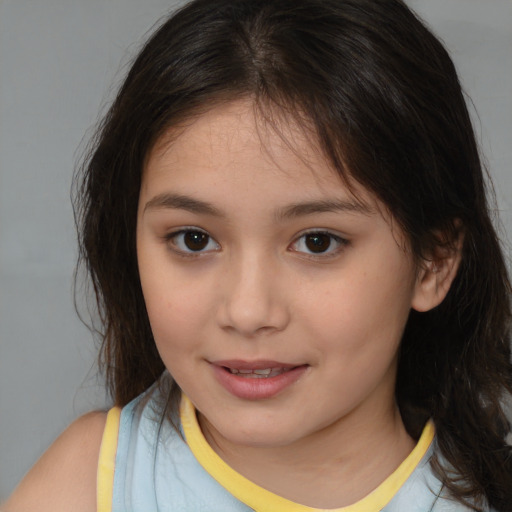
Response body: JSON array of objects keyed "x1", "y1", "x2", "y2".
[
  {"x1": 228, "y1": 367, "x2": 290, "y2": 378},
  {"x1": 253, "y1": 369, "x2": 272, "y2": 376}
]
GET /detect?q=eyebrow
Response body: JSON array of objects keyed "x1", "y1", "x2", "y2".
[
  {"x1": 143, "y1": 193, "x2": 224, "y2": 217},
  {"x1": 143, "y1": 192, "x2": 374, "y2": 219},
  {"x1": 275, "y1": 199, "x2": 374, "y2": 220}
]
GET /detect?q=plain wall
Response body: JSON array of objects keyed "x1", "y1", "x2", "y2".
[{"x1": 1, "y1": 0, "x2": 511, "y2": 500}]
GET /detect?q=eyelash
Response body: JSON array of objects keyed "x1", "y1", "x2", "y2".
[
  {"x1": 289, "y1": 230, "x2": 349, "y2": 259},
  {"x1": 163, "y1": 228, "x2": 349, "y2": 258},
  {"x1": 164, "y1": 228, "x2": 220, "y2": 256}
]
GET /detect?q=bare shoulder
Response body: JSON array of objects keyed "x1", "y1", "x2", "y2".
[{"x1": 3, "y1": 411, "x2": 107, "y2": 512}]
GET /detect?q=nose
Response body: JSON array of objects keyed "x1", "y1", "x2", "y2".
[{"x1": 217, "y1": 252, "x2": 290, "y2": 337}]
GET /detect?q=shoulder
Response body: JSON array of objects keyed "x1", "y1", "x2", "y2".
[{"x1": 2, "y1": 411, "x2": 108, "y2": 512}]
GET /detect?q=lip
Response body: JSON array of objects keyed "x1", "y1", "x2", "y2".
[
  {"x1": 210, "y1": 360, "x2": 308, "y2": 400},
  {"x1": 212, "y1": 359, "x2": 299, "y2": 371}
]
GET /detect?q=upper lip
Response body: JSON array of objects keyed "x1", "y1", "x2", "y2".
[{"x1": 210, "y1": 360, "x2": 301, "y2": 370}]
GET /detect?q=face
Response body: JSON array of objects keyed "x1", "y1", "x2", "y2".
[{"x1": 137, "y1": 100, "x2": 424, "y2": 450}]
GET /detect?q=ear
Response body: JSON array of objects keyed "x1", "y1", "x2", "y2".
[{"x1": 411, "y1": 230, "x2": 463, "y2": 313}]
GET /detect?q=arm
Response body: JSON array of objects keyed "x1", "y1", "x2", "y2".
[{"x1": 2, "y1": 411, "x2": 107, "y2": 512}]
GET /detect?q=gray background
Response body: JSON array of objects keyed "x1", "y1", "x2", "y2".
[{"x1": 0, "y1": 0, "x2": 511, "y2": 501}]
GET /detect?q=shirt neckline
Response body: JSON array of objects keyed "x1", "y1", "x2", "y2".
[{"x1": 180, "y1": 395, "x2": 435, "y2": 512}]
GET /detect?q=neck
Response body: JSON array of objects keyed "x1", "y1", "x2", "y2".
[{"x1": 199, "y1": 400, "x2": 415, "y2": 508}]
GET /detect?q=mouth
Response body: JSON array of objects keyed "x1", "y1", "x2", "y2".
[
  {"x1": 210, "y1": 360, "x2": 309, "y2": 400},
  {"x1": 212, "y1": 360, "x2": 302, "y2": 378},
  {"x1": 224, "y1": 366, "x2": 296, "y2": 378}
]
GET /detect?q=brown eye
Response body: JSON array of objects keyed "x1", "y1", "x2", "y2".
[
  {"x1": 184, "y1": 231, "x2": 209, "y2": 251},
  {"x1": 290, "y1": 231, "x2": 348, "y2": 257},
  {"x1": 167, "y1": 229, "x2": 220, "y2": 254},
  {"x1": 304, "y1": 233, "x2": 332, "y2": 253}
]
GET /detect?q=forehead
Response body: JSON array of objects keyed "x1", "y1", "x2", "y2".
[{"x1": 142, "y1": 99, "x2": 375, "y2": 210}]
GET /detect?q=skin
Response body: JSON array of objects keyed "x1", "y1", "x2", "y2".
[
  {"x1": 136, "y1": 99, "x2": 458, "y2": 507},
  {"x1": 3, "y1": 411, "x2": 105, "y2": 512},
  {"x1": 4, "y1": 99, "x2": 459, "y2": 510}
]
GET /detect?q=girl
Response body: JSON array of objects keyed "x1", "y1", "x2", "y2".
[{"x1": 5, "y1": 0, "x2": 512, "y2": 510}]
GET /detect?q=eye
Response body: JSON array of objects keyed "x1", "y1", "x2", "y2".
[
  {"x1": 166, "y1": 229, "x2": 220, "y2": 255},
  {"x1": 290, "y1": 231, "x2": 348, "y2": 256}
]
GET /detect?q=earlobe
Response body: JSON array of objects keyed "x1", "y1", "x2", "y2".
[{"x1": 411, "y1": 237, "x2": 463, "y2": 313}]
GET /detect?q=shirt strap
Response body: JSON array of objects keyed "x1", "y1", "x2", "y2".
[{"x1": 97, "y1": 406, "x2": 122, "y2": 512}]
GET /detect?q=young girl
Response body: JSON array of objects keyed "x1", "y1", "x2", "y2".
[{"x1": 5, "y1": 0, "x2": 512, "y2": 511}]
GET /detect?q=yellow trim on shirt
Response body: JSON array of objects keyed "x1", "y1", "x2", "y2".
[
  {"x1": 181, "y1": 395, "x2": 435, "y2": 512},
  {"x1": 97, "y1": 406, "x2": 121, "y2": 512}
]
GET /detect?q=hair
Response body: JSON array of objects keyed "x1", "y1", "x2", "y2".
[{"x1": 74, "y1": 0, "x2": 512, "y2": 509}]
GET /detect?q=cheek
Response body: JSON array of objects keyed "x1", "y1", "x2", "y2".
[
  {"x1": 143, "y1": 289, "x2": 202, "y2": 378},
  {"x1": 144, "y1": 282, "x2": 203, "y2": 339},
  {"x1": 139, "y1": 264, "x2": 218, "y2": 367},
  {"x1": 138, "y1": 258, "x2": 190, "y2": 346},
  {"x1": 301, "y1": 259, "x2": 415, "y2": 356}
]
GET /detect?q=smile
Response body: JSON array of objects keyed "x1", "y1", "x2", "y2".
[{"x1": 211, "y1": 360, "x2": 309, "y2": 400}]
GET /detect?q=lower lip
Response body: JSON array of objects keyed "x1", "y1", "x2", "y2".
[{"x1": 212, "y1": 365, "x2": 308, "y2": 400}]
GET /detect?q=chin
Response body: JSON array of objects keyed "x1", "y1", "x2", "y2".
[{"x1": 203, "y1": 411, "x2": 304, "y2": 449}]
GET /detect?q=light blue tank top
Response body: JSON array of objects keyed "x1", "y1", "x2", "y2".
[{"x1": 97, "y1": 383, "x2": 484, "y2": 512}]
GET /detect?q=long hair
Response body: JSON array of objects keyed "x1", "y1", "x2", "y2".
[{"x1": 74, "y1": 0, "x2": 512, "y2": 509}]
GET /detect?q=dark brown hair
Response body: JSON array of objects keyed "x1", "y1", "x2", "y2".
[{"x1": 74, "y1": 0, "x2": 512, "y2": 509}]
